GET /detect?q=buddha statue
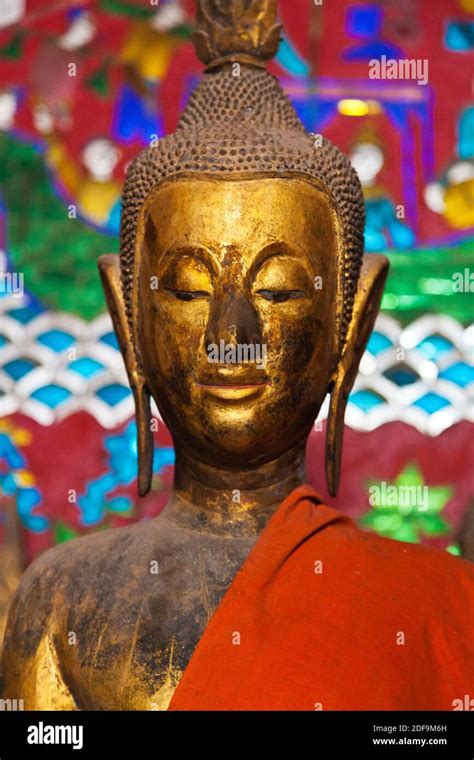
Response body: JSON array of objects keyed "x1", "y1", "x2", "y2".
[{"x1": 2, "y1": 0, "x2": 473, "y2": 711}]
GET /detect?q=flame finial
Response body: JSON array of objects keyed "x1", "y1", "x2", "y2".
[{"x1": 193, "y1": 0, "x2": 282, "y2": 70}]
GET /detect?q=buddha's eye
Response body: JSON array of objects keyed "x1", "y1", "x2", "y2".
[
  {"x1": 256, "y1": 289, "x2": 306, "y2": 303},
  {"x1": 165, "y1": 288, "x2": 210, "y2": 302}
]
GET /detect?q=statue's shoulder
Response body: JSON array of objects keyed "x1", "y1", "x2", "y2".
[
  {"x1": 7, "y1": 518, "x2": 171, "y2": 627},
  {"x1": 22, "y1": 522, "x2": 124, "y2": 576},
  {"x1": 2, "y1": 518, "x2": 178, "y2": 707},
  {"x1": 345, "y1": 521, "x2": 474, "y2": 607}
]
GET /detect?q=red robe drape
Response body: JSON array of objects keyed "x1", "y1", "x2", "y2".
[{"x1": 169, "y1": 485, "x2": 474, "y2": 710}]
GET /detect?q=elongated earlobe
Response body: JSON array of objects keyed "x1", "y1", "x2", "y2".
[
  {"x1": 98, "y1": 254, "x2": 154, "y2": 497},
  {"x1": 325, "y1": 254, "x2": 389, "y2": 497},
  {"x1": 134, "y1": 380, "x2": 154, "y2": 497},
  {"x1": 325, "y1": 372, "x2": 349, "y2": 498}
]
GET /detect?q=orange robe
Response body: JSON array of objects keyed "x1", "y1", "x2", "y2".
[{"x1": 169, "y1": 485, "x2": 474, "y2": 711}]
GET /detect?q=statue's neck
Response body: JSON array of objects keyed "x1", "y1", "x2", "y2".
[{"x1": 160, "y1": 442, "x2": 307, "y2": 538}]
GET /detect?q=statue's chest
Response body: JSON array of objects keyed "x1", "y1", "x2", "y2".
[{"x1": 75, "y1": 533, "x2": 255, "y2": 710}]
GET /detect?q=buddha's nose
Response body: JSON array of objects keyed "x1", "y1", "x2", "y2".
[{"x1": 205, "y1": 291, "x2": 261, "y2": 352}]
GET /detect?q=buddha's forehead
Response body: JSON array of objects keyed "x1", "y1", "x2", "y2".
[{"x1": 145, "y1": 177, "x2": 339, "y2": 261}]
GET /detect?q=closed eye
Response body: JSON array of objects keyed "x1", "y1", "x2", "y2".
[
  {"x1": 256, "y1": 289, "x2": 307, "y2": 303},
  {"x1": 165, "y1": 288, "x2": 210, "y2": 301}
]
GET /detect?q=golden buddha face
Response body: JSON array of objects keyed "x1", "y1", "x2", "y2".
[{"x1": 137, "y1": 177, "x2": 341, "y2": 468}]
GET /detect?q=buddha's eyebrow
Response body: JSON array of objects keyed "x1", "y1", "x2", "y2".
[
  {"x1": 248, "y1": 242, "x2": 303, "y2": 280},
  {"x1": 161, "y1": 245, "x2": 217, "y2": 276}
]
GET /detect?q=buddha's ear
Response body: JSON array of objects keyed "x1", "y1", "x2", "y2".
[
  {"x1": 98, "y1": 255, "x2": 154, "y2": 497},
  {"x1": 325, "y1": 254, "x2": 389, "y2": 497}
]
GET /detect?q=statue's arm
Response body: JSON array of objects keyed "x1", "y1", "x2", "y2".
[{"x1": 1, "y1": 569, "x2": 78, "y2": 710}]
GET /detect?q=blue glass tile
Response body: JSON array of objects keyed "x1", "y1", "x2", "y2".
[
  {"x1": 108, "y1": 496, "x2": 133, "y2": 514},
  {"x1": 37, "y1": 329, "x2": 76, "y2": 352},
  {"x1": 412, "y1": 393, "x2": 450, "y2": 414},
  {"x1": 439, "y1": 362, "x2": 474, "y2": 388},
  {"x1": 3, "y1": 357, "x2": 38, "y2": 380},
  {"x1": 417, "y1": 334, "x2": 453, "y2": 360},
  {"x1": 444, "y1": 21, "x2": 474, "y2": 52},
  {"x1": 383, "y1": 364, "x2": 419, "y2": 386},
  {"x1": 6, "y1": 305, "x2": 42, "y2": 324},
  {"x1": 367, "y1": 330, "x2": 393, "y2": 356},
  {"x1": 31, "y1": 384, "x2": 71, "y2": 408},
  {"x1": 459, "y1": 106, "x2": 474, "y2": 161},
  {"x1": 100, "y1": 331, "x2": 119, "y2": 350},
  {"x1": 346, "y1": 5, "x2": 382, "y2": 39},
  {"x1": 349, "y1": 389, "x2": 385, "y2": 412},
  {"x1": 96, "y1": 384, "x2": 131, "y2": 407},
  {"x1": 69, "y1": 357, "x2": 105, "y2": 378}
]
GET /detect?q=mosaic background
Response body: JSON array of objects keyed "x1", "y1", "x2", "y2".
[{"x1": 0, "y1": 0, "x2": 473, "y2": 570}]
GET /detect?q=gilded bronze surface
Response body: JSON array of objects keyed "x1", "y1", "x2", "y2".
[
  {"x1": 140, "y1": 178, "x2": 339, "y2": 471},
  {"x1": 1, "y1": 0, "x2": 388, "y2": 710}
]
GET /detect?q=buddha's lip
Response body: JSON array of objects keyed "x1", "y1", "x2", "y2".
[
  {"x1": 196, "y1": 381, "x2": 270, "y2": 403},
  {"x1": 196, "y1": 380, "x2": 271, "y2": 389}
]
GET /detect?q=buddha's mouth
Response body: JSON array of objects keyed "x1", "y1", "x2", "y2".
[{"x1": 196, "y1": 379, "x2": 271, "y2": 403}]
